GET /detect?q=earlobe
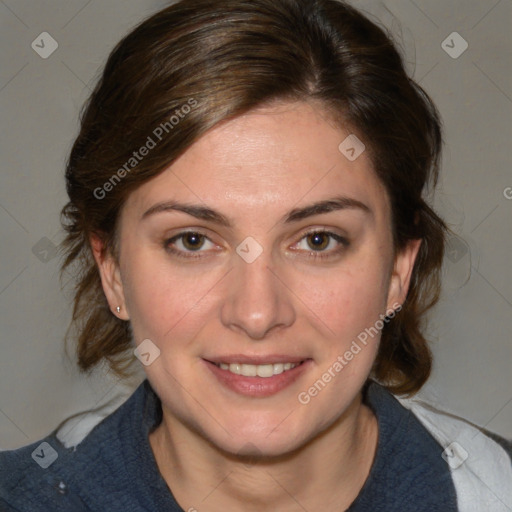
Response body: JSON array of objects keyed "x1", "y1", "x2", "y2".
[
  {"x1": 386, "y1": 238, "x2": 422, "y2": 311},
  {"x1": 90, "y1": 234, "x2": 129, "y2": 320}
]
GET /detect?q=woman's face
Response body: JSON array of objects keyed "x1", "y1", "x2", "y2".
[{"x1": 97, "y1": 101, "x2": 419, "y2": 456}]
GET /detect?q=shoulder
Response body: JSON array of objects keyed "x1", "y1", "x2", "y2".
[
  {"x1": 397, "y1": 391, "x2": 512, "y2": 511},
  {"x1": 0, "y1": 432, "x2": 85, "y2": 511},
  {"x1": 0, "y1": 382, "x2": 140, "y2": 512},
  {"x1": 356, "y1": 382, "x2": 459, "y2": 510}
]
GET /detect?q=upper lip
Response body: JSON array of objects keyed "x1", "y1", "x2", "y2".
[{"x1": 205, "y1": 354, "x2": 310, "y2": 365}]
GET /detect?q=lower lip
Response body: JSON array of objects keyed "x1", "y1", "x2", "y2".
[{"x1": 204, "y1": 359, "x2": 312, "y2": 398}]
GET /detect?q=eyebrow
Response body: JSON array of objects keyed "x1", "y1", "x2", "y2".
[{"x1": 141, "y1": 195, "x2": 371, "y2": 227}]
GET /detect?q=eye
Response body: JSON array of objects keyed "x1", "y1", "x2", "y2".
[
  {"x1": 292, "y1": 230, "x2": 349, "y2": 259},
  {"x1": 164, "y1": 231, "x2": 217, "y2": 259},
  {"x1": 164, "y1": 229, "x2": 349, "y2": 261}
]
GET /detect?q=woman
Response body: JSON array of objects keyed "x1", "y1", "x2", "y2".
[{"x1": 1, "y1": 0, "x2": 511, "y2": 510}]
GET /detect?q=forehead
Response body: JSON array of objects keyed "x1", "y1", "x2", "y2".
[{"x1": 123, "y1": 101, "x2": 389, "y2": 225}]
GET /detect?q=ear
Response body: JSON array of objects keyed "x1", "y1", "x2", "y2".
[
  {"x1": 90, "y1": 234, "x2": 130, "y2": 320},
  {"x1": 386, "y1": 238, "x2": 422, "y2": 312}
]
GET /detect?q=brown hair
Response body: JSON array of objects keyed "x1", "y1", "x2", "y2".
[{"x1": 61, "y1": 0, "x2": 448, "y2": 395}]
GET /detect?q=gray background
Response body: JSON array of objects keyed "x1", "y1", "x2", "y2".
[{"x1": 0, "y1": 0, "x2": 511, "y2": 450}]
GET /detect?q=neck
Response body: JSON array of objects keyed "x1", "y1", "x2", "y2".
[{"x1": 149, "y1": 392, "x2": 378, "y2": 511}]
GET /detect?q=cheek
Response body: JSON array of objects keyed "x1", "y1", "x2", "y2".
[
  {"x1": 292, "y1": 262, "x2": 389, "y2": 420},
  {"x1": 298, "y1": 257, "x2": 390, "y2": 343},
  {"x1": 120, "y1": 248, "x2": 225, "y2": 346}
]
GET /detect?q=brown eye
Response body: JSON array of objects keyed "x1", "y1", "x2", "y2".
[
  {"x1": 306, "y1": 232, "x2": 330, "y2": 251},
  {"x1": 292, "y1": 230, "x2": 349, "y2": 260},
  {"x1": 164, "y1": 231, "x2": 216, "y2": 259},
  {"x1": 181, "y1": 232, "x2": 206, "y2": 251}
]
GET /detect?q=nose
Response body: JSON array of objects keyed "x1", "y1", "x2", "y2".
[{"x1": 220, "y1": 248, "x2": 296, "y2": 340}]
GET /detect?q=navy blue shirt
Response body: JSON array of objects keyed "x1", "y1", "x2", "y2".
[{"x1": 0, "y1": 380, "x2": 461, "y2": 511}]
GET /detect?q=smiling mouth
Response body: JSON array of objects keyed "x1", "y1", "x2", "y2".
[
  {"x1": 204, "y1": 358, "x2": 311, "y2": 397},
  {"x1": 212, "y1": 361, "x2": 305, "y2": 378}
]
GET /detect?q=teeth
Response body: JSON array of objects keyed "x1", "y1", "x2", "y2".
[
  {"x1": 218, "y1": 362, "x2": 300, "y2": 377},
  {"x1": 273, "y1": 363, "x2": 284, "y2": 375},
  {"x1": 242, "y1": 364, "x2": 257, "y2": 377}
]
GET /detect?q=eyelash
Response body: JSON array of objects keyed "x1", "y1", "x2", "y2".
[{"x1": 164, "y1": 229, "x2": 349, "y2": 261}]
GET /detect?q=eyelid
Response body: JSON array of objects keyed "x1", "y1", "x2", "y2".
[
  {"x1": 297, "y1": 227, "x2": 349, "y2": 244},
  {"x1": 288, "y1": 229, "x2": 349, "y2": 258},
  {"x1": 164, "y1": 228, "x2": 218, "y2": 253}
]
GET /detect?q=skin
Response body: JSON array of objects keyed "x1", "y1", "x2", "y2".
[{"x1": 92, "y1": 101, "x2": 421, "y2": 511}]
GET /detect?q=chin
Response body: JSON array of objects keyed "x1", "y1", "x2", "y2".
[
  {"x1": 220, "y1": 433, "x2": 308, "y2": 461},
  {"x1": 198, "y1": 411, "x2": 316, "y2": 460}
]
